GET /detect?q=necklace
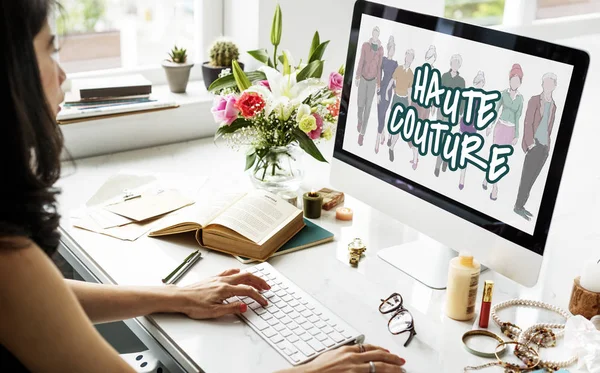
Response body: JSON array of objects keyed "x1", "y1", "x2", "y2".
[{"x1": 491, "y1": 299, "x2": 576, "y2": 369}]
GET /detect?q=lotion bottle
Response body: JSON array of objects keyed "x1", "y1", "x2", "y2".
[{"x1": 445, "y1": 252, "x2": 480, "y2": 321}]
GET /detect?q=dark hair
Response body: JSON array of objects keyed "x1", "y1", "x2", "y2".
[{"x1": 0, "y1": 0, "x2": 64, "y2": 254}]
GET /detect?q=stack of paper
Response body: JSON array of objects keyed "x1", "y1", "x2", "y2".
[{"x1": 71, "y1": 173, "x2": 197, "y2": 241}]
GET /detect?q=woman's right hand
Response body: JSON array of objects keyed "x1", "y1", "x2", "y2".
[{"x1": 283, "y1": 344, "x2": 406, "y2": 373}]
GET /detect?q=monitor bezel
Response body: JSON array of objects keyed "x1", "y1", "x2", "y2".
[{"x1": 333, "y1": 0, "x2": 589, "y2": 256}]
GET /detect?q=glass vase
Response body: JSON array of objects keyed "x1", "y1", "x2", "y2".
[{"x1": 249, "y1": 144, "x2": 304, "y2": 193}]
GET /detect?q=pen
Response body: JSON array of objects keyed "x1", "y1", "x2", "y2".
[{"x1": 162, "y1": 250, "x2": 202, "y2": 285}]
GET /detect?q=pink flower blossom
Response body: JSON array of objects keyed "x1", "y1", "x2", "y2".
[
  {"x1": 308, "y1": 113, "x2": 323, "y2": 140},
  {"x1": 328, "y1": 72, "x2": 343, "y2": 92},
  {"x1": 258, "y1": 80, "x2": 271, "y2": 90},
  {"x1": 211, "y1": 94, "x2": 239, "y2": 126}
]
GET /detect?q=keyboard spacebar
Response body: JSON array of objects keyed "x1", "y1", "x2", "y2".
[{"x1": 244, "y1": 311, "x2": 269, "y2": 331}]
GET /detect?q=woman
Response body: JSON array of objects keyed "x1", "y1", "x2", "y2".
[
  {"x1": 0, "y1": 2, "x2": 406, "y2": 372},
  {"x1": 458, "y1": 71, "x2": 485, "y2": 190},
  {"x1": 411, "y1": 45, "x2": 437, "y2": 170},
  {"x1": 375, "y1": 36, "x2": 398, "y2": 154},
  {"x1": 483, "y1": 64, "x2": 524, "y2": 200}
]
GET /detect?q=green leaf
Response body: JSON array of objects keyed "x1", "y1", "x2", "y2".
[
  {"x1": 309, "y1": 31, "x2": 320, "y2": 61},
  {"x1": 338, "y1": 64, "x2": 345, "y2": 75},
  {"x1": 278, "y1": 55, "x2": 285, "y2": 65},
  {"x1": 293, "y1": 128, "x2": 327, "y2": 163},
  {"x1": 208, "y1": 71, "x2": 267, "y2": 93},
  {"x1": 271, "y1": 4, "x2": 282, "y2": 47},
  {"x1": 215, "y1": 118, "x2": 253, "y2": 141},
  {"x1": 245, "y1": 151, "x2": 257, "y2": 171},
  {"x1": 248, "y1": 49, "x2": 270, "y2": 64},
  {"x1": 309, "y1": 40, "x2": 330, "y2": 63},
  {"x1": 296, "y1": 60, "x2": 323, "y2": 82},
  {"x1": 232, "y1": 60, "x2": 251, "y2": 91}
]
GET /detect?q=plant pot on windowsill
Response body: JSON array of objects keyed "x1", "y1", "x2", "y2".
[
  {"x1": 202, "y1": 62, "x2": 244, "y2": 90},
  {"x1": 162, "y1": 60, "x2": 194, "y2": 93}
]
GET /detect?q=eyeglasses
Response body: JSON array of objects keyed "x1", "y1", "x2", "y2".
[{"x1": 379, "y1": 293, "x2": 417, "y2": 347}]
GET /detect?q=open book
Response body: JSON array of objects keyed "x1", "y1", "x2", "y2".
[{"x1": 148, "y1": 189, "x2": 305, "y2": 261}]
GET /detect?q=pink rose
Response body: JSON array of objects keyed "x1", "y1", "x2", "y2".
[
  {"x1": 258, "y1": 80, "x2": 271, "y2": 90},
  {"x1": 308, "y1": 113, "x2": 323, "y2": 140},
  {"x1": 328, "y1": 72, "x2": 343, "y2": 92},
  {"x1": 211, "y1": 94, "x2": 239, "y2": 125}
]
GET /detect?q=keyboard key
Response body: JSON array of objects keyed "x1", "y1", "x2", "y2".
[
  {"x1": 268, "y1": 318, "x2": 280, "y2": 326},
  {"x1": 288, "y1": 299, "x2": 300, "y2": 307},
  {"x1": 307, "y1": 304, "x2": 316, "y2": 310},
  {"x1": 296, "y1": 317, "x2": 308, "y2": 325},
  {"x1": 281, "y1": 283, "x2": 290, "y2": 290},
  {"x1": 302, "y1": 322, "x2": 314, "y2": 330},
  {"x1": 288, "y1": 322, "x2": 300, "y2": 330},
  {"x1": 277, "y1": 340, "x2": 297, "y2": 355},
  {"x1": 244, "y1": 298, "x2": 256, "y2": 305},
  {"x1": 270, "y1": 334, "x2": 284, "y2": 344},
  {"x1": 300, "y1": 310, "x2": 313, "y2": 318},
  {"x1": 329, "y1": 331, "x2": 345, "y2": 343},
  {"x1": 300, "y1": 333, "x2": 313, "y2": 342},
  {"x1": 314, "y1": 310, "x2": 323, "y2": 316},
  {"x1": 289, "y1": 352, "x2": 301, "y2": 363},
  {"x1": 263, "y1": 291, "x2": 276, "y2": 299},
  {"x1": 293, "y1": 293, "x2": 303, "y2": 300},
  {"x1": 334, "y1": 325, "x2": 345, "y2": 333},
  {"x1": 247, "y1": 267, "x2": 258, "y2": 274},
  {"x1": 254, "y1": 308, "x2": 267, "y2": 316},
  {"x1": 261, "y1": 313, "x2": 273, "y2": 321},
  {"x1": 280, "y1": 328, "x2": 293, "y2": 337},
  {"x1": 293, "y1": 340, "x2": 315, "y2": 357},
  {"x1": 314, "y1": 320, "x2": 327, "y2": 329},
  {"x1": 295, "y1": 305, "x2": 307, "y2": 313},
  {"x1": 287, "y1": 334, "x2": 300, "y2": 343},
  {"x1": 320, "y1": 314, "x2": 330, "y2": 322},
  {"x1": 322, "y1": 326, "x2": 334, "y2": 334},
  {"x1": 257, "y1": 266, "x2": 266, "y2": 272},
  {"x1": 289, "y1": 311, "x2": 301, "y2": 319},
  {"x1": 309, "y1": 328, "x2": 321, "y2": 336},
  {"x1": 274, "y1": 311, "x2": 286, "y2": 320},
  {"x1": 250, "y1": 302, "x2": 263, "y2": 310},
  {"x1": 294, "y1": 328, "x2": 306, "y2": 336},
  {"x1": 280, "y1": 306, "x2": 294, "y2": 314},
  {"x1": 274, "y1": 323, "x2": 286, "y2": 332},
  {"x1": 244, "y1": 311, "x2": 269, "y2": 331},
  {"x1": 300, "y1": 299, "x2": 309, "y2": 305},
  {"x1": 342, "y1": 330, "x2": 354, "y2": 339},
  {"x1": 280, "y1": 316, "x2": 293, "y2": 325},
  {"x1": 275, "y1": 289, "x2": 287, "y2": 297},
  {"x1": 263, "y1": 327, "x2": 277, "y2": 338},
  {"x1": 264, "y1": 303, "x2": 275, "y2": 310},
  {"x1": 322, "y1": 337, "x2": 336, "y2": 348},
  {"x1": 315, "y1": 333, "x2": 328, "y2": 342},
  {"x1": 307, "y1": 315, "x2": 320, "y2": 323},
  {"x1": 307, "y1": 339, "x2": 326, "y2": 352}
]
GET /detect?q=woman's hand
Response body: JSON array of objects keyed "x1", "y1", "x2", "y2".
[
  {"x1": 280, "y1": 344, "x2": 406, "y2": 373},
  {"x1": 174, "y1": 268, "x2": 270, "y2": 320}
]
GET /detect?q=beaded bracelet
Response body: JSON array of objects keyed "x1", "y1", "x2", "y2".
[{"x1": 491, "y1": 299, "x2": 570, "y2": 340}]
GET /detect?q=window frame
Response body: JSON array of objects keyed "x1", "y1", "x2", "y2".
[{"x1": 57, "y1": 0, "x2": 223, "y2": 90}]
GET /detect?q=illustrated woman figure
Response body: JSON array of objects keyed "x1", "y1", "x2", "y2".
[
  {"x1": 435, "y1": 54, "x2": 465, "y2": 177},
  {"x1": 386, "y1": 48, "x2": 415, "y2": 162},
  {"x1": 356, "y1": 26, "x2": 384, "y2": 146},
  {"x1": 458, "y1": 71, "x2": 485, "y2": 189},
  {"x1": 410, "y1": 45, "x2": 437, "y2": 170},
  {"x1": 484, "y1": 63, "x2": 524, "y2": 200},
  {"x1": 375, "y1": 36, "x2": 398, "y2": 154},
  {"x1": 513, "y1": 72, "x2": 558, "y2": 221}
]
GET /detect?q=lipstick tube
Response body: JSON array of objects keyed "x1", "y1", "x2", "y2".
[{"x1": 479, "y1": 280, "x2": 494, "y2": 328}]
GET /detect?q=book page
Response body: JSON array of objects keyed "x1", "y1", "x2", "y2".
[{"x1": 210, "y1": 190, "x2": 300, "y2": 244}]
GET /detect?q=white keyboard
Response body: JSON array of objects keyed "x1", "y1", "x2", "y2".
[{"x1": 228, "y1": 262, "x2": 364, "y2": 366}]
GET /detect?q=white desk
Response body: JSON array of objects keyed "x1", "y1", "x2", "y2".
[
  {"x1": 55, "y1": 33, "x2": 600, "y2": 373},
  {"x1": 56, "y1": 126, "x2": 598, "y2": 373}
]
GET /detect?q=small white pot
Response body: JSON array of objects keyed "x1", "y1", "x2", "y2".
[{"x1": 161, "y1": 61, "x2": 194, "y2": 93}]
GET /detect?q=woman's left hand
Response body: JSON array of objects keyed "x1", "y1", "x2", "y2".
[{"x1": 174, "y1": 268, "x2": 271, "y2": 320}]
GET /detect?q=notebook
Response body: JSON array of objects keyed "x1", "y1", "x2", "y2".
[{"x1": 233, "y1": 219, "x2": 334, "y2": 264}]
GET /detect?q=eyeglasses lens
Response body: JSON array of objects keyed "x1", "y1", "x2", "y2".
[{"x1": 389, "y1": 310, "x2": 413, "y2": 334}]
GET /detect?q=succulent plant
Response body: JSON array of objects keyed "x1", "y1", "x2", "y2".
[
  {"x1": 209, "y1": 40, "x2": 240, "y2": 67},
  {"x1": 168, "y1": 45, "x2": 188, "y2": 64}
]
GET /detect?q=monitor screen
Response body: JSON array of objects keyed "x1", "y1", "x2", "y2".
[{"x1": 334, "y1": 1, "x2": 588, "y2": 255}]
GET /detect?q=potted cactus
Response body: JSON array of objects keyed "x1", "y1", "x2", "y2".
[
  {"x1": 162, "y1": 45, "x2": 194, "y2": 93},
  {"x1": 202, "y1": 39, "x2": 243, "y2": 90}
]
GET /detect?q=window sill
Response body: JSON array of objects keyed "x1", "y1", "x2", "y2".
[{"x1": 60, "y1": 80, "x2": 217, "y2": 160}]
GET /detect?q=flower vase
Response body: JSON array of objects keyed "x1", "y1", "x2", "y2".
[{"x1": 250, "y1": 144, "x2": 304, "y2": 193}]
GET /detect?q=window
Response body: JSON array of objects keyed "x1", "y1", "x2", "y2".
[
  {"x1": 56, "y1": 0, "x2": 208, "y2": 76},
  {"x1": 445, "y1": 0, "x2": 506, "y2": 26},
  {"x1": 536, "y1": 0, "x2": 600, "y2": 19}
]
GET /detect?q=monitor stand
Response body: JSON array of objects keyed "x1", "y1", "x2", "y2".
[{"x1": 377, "y1": 235, "x2": 487, "y2": 290}]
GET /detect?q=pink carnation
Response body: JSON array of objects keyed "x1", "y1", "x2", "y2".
[
  {"x1": 211, "y1": 94, "x2": 239, "y2": 126},
  {"x1": 308, "y1": 113, "x2": 323, "y2": 140},
  {"x1": 258, "y1": 80, "x2": 271, "y2": 90},
  {"x1": 328, "y1": 72, "x2": 343, "y2": 92}
]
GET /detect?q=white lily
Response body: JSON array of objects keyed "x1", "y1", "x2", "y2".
[{"x1": 248, "y1": 65, "x2": 325, "y2": 121}]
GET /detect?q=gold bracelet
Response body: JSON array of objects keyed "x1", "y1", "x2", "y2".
[{"x1": 462, "y1": 330, "x2": 507, "y2": 358}]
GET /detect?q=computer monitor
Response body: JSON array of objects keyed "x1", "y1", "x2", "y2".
[{"x1": 330, "y1": 0, "x2": 589, "y2": 288}]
